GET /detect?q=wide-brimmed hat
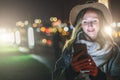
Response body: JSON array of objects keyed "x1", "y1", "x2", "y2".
[{"x1": 69, "y1": 2, "x2": 112, "y2": 25}]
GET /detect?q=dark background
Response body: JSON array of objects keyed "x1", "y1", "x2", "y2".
[{"x1": 0, "y1": 0, "x2": 119, "y2": 27}]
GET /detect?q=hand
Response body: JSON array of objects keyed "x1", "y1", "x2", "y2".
[{"x1": 71, "y1": 50, "x2": 98, "y2": 76}]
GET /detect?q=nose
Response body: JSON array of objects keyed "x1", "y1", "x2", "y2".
[{"x1": 88, "y1": 21, "x2": 93, "y2": 27}]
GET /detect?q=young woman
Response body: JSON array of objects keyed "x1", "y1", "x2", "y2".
[{"x1": 52, "y1": 2, "x2": 120, "y2": 80}]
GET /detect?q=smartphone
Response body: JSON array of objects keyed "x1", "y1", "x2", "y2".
[{"x1": 73, "y1": 43, "x2": 89, "y2": 61}]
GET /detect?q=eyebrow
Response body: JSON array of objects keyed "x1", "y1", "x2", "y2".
[{"x1": 82, "y1": 17, "x2": 99, "y2": 20}]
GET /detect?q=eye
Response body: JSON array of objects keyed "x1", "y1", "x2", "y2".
[
  {"x1": 93, "y1": 19, "x2": 99, "y2": 23},
  {"x1": 81, "y1": 20, "x2": 88, "y2": 25}
]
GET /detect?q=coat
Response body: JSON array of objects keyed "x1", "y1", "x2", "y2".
[{"x1": 52, "y1": 43, "x2": 120, "y2": 80}]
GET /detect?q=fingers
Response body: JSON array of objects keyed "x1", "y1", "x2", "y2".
[
  {"x1": 72, "y1": 57, "x2": 89, "y2": 67},
  {"x1": 73, "y1": 64, "x2": 97, "y2": 72},
  {"x1": 72, "y1": 55, "x2": 95, "y2": 66},
  {"x1": 72, "y1": 57, "x2": 89, "y2": 72},
  {"x1": 72, "y1": 61, "x2": 96, "y2": 70},
  {"x1": 83, "y1": 67, "x2": 98, "y2": 76},
  {"x1": 72, "y1": 63, "x2": 96, "y2": 72},
  {"x1": 71, "y1": 55, "x2": 97, "y2": 73}
]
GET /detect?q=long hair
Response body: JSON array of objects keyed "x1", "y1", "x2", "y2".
[{"x1": 63, "y1": 7, "x2": 114, "y2": 51}]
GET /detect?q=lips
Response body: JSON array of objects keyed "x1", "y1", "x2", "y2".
[
  {"x1": 87, "y1": 28, "x2": 95, "y2": 37},
  {"x1": 87, "y1": 28, "x2": 95, "y2": 32}
]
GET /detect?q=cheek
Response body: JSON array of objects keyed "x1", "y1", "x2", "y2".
[
  {"x1": 95, "y1": 24, "x2": 100, "y2": 32},
  {"x1": 82, "y1": 26, "x2": 88, "y2": 33}
]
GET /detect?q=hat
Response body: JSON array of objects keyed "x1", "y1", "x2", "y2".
[{"x1": 69, "y1": 2, "x2": 112, "y2": 25}]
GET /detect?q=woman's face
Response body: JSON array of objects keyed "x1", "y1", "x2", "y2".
[{"x1": 81, "y1": 10, "x2": 100, "y2": 40}]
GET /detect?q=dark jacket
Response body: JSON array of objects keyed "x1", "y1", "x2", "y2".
[{"x1": 52, "y1": 44, "x2": 120, "y2": 80}]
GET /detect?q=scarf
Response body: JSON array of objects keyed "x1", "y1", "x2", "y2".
[
  {"x1": 75, "y1": 32, "x2": 112, "y2": 67},
  {"x1": 74, "y1": 32, "x2": 113, "y2": 80}
]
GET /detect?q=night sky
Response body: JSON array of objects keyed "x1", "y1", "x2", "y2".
[
  {"x1": 0, "y1": 0, "x2": 120, "y2": 27},
  {"x1": 0, "y1": 0, "x2": 64, "y2": 27},
  {"x1": 110, "y1": 0, "x2": 120, "y2": 22}
]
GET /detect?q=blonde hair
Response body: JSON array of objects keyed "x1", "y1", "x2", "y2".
[
  {"x1": 63, "y1": 18, "x2": 82, "y2": 51},
  {"x1": 63, "y1": 7, "x2": 114, "y2": 51}
]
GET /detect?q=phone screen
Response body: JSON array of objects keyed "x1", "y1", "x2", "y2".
[{"x1": 73, "y1": 43, "x2": 88, "y2": 61}]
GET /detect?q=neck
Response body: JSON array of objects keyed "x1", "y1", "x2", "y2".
[{"x1": 84, "y1": 33, "x2": 96, "y2": 42}]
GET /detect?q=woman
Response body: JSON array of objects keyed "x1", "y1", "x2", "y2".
[{"x1": 52, "y1": 2, "x2": 120, "y2": 80}]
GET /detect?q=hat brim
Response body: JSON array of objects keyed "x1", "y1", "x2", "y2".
[{"x1": 69, "y1": 2, "x2": 112, "y2": 25}]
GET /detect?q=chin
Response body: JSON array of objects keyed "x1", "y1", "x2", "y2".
[{"x1": 89, "y1": 35, "x2": 97, "y2": 40}]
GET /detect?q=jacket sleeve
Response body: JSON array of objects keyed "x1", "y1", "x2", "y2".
[
  {"x1": 108, "y1": 45, "x2": 120, "y2": 79},
  {"x1": 89, "y1": 68, "x2": 106, "y2": 80},
  {"x1": 52, "y1": 55, "x2": 66, "y2": 80},
  {"x1": 52, "y1": 48, "x2": 78, "y2": 80}
]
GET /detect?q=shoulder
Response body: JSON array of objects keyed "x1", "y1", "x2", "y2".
[{"x1": 109, "y1": 44, "x2": 120, "y2": 78}]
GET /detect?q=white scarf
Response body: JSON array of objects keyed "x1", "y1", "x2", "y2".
[
  {"x1": 74, "y1": 32, "x2": 113, "y2": 80},
  {"x1": 75, "y1": 32, "x2": 112, "y2": 67}
]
